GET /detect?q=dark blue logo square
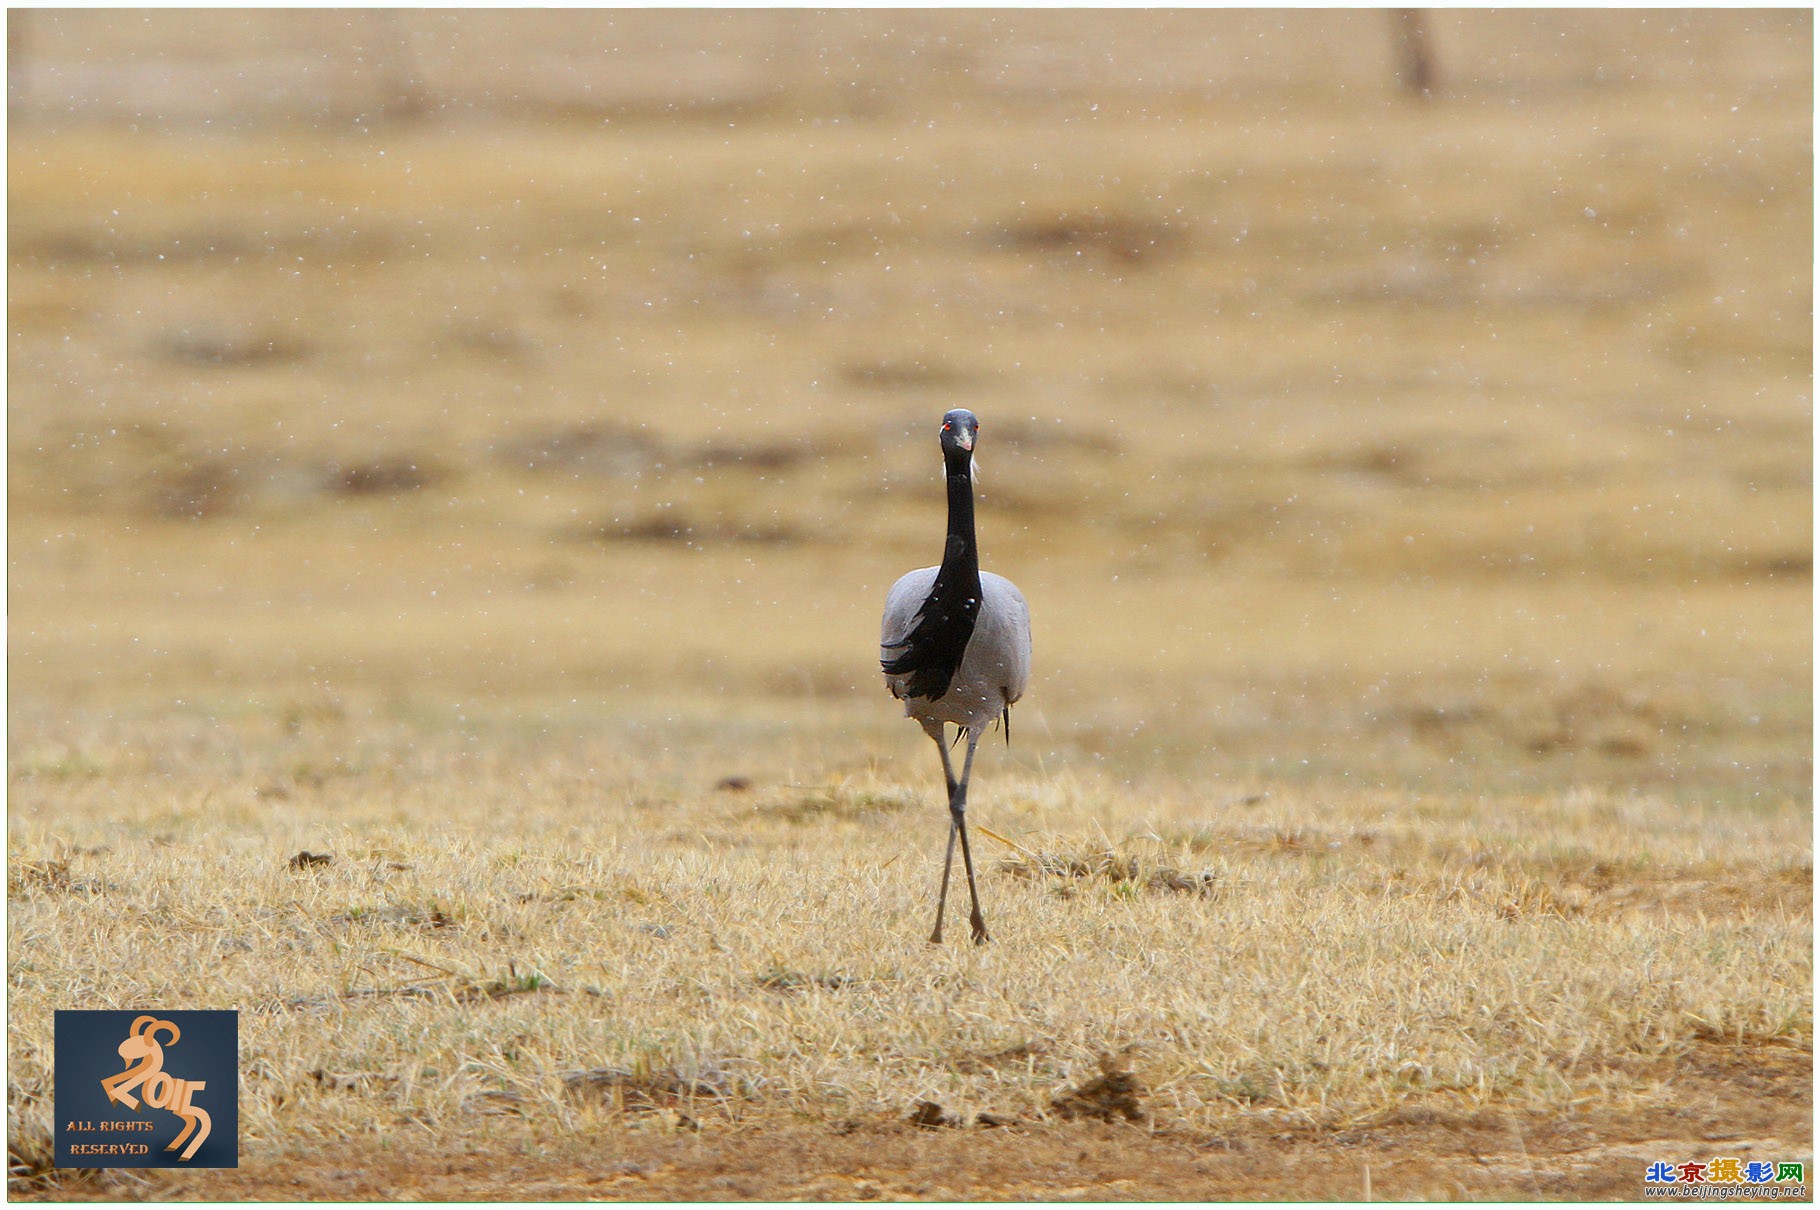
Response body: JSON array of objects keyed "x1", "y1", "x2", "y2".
[{"x1": 54, "y1": 1010, "x2": 238, "y2": 1168}]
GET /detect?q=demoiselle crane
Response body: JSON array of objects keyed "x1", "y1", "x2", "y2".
[{"x1": 881, "y1": 409, "x2": 1031, "y2": 945}]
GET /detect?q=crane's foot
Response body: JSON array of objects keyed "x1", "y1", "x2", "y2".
[
  {"x1": 928, "y1": 925, "x2": 945, "y2": 946},
  {"x1": 969, "y1": 916, "x2": 990, "y2": 946}
]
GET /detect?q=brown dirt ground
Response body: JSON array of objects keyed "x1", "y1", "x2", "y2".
[{"x1": 19, "y1": 1039, "x2": 1809, "y2": 1202}]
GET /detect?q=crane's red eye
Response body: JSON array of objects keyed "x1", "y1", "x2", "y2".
[{"x1": 942, "y1": 421, "x2": 952, "y2": 430}]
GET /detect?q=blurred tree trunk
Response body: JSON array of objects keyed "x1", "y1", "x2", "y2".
[
  {"x1": 372, "y1": 10, "x2": 429, "y2": 121},
  {"x1": 1392, "y1": 9, "x2": 1437, "y2": 99}
]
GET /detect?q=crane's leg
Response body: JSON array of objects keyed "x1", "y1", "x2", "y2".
[
  {"x1": 951, "y1": 728, "x2": 990, "y2": 945},
  {"x1": 926, "y1": 723, "x2": 961, "y2": 945}
]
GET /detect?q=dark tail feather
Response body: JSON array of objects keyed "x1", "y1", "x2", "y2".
[{"x1": 1002, "y1": 707, "x2": 1011, "y2": 745}]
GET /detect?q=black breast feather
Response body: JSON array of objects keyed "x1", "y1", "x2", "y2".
[{"x1": 881, "y1": 535, "x2": 981, "y2": 702}]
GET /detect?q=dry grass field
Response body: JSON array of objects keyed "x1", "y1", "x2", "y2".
[{"x1": 7, "y1": 9, "x2": 1812, "y2": 1201}]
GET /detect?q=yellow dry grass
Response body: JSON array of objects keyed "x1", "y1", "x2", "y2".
[{"x1": 7, "y1": 9, "x2": 1812, "y2": 1201}]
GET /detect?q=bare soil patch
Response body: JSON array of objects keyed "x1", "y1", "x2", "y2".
[{"x1": 23, "y1": 1039, "x2": 1807, "y2": 1202}]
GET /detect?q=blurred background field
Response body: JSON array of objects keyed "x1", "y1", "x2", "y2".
[
  {"x1": 6, "y1": 9, "x2": 1812, "y2": 1198},
  {"x1": 8, "y1": 9, "x2": 1810, "y2": 796}
]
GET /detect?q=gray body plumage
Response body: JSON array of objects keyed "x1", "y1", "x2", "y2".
[{"x1": 881, "y1": 568, "x2": 1030, "y2": 734}]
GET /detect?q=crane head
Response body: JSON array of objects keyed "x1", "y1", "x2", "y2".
[{"x1": 939, "y1": 409, "x2": 978, "y2": 455}]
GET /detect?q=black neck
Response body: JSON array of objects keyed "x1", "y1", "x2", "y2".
[
  {"x1": 880, "y1": 445, "x2": 985, "y2": 700},
  {"x1": 940, "y1": 448, "x2": 981, "y2": 588}
]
